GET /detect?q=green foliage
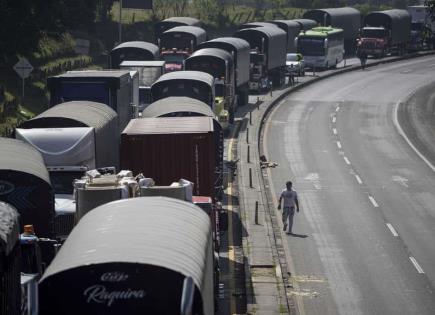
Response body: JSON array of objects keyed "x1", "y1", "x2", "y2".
[{"x1": 426, "y1": 0, "x2": 435, "y2": 22}]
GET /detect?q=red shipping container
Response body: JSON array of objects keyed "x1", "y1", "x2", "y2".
[{"x1": 121, "y1": 117, "x2": 217, "y2": 198}]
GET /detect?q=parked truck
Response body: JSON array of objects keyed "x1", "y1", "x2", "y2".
[
  {"x1": 0, "y1": 138, "x2": 55, "y2": 238},
  {"x1": 303, "y1": 7, "x2": 361, "y2": 54},
  {"x1": 154, "y1": 16, "x2": 202, "y2": 42},
  {"x1": 109, "y1": 41, "x2": 159, "y2": 68},
  {"x1": 120, "y1": 60, "x2": 165, "y2": 113},
  {"x1": 408, "y1": 5, "x2": 434, "y2": 50},
  {"x1": 48, "y1": 70, "x2": 139, "y2": 131},
  {"x1": 359, "y1": 9, "x2": 411, "y2": 57},
  {"x1": 233, "y1": 26, "x2": 287, "y2": 93},
  {"x1": 15, "y1": 101, "x2": 119, "y2": 238},
  {"x1": 121, "y1": 116, "x2": 220, "y2": 200},
  {"x1": 268, "y1": 20, "x2": 302, "y2": 52},
  {"x1": 158, "y1": 26, "x2": 207, "y2": 72},
  {"x1": 196, "y1": 37, "x2": 250, "y2": 107},
  {"x1": 185, "y1": 48, "x2": 235, "y2": 125},
  {"x1": 39, "y1": 197, "x2": 215, "y2": 315}
]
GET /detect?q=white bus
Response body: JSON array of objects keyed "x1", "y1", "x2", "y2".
[{"x1": 296, "y1": 27, "x2": 345, "y2": 70}]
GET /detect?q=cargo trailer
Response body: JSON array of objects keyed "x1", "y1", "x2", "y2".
[
  {"x1": 237, "y1": 21, "x2": 279, "y2": 30},
  {"x1": 48, "y1": 70, "x2": 138, "y2": 131},
  {"x1": 292, "y1": 19, "x2": 318, "y2": 31},
  {"x1": 196, "y1": 37, "x2": 250, "y2": 107},
  {"x1": 268, "y1": 20, "x2": 302, "y2": 52},
  {"x1": 0, "y1": 138, "x2": 55, "y2": 238},
  {"x1": 39, "y1": 197, "x2": 214, "y2": 315},
  {"x1": 110, "y1": 41, "x2": 159, "y2": 68},
  {"x1": 121, "y1": 116, "x2": 219, "y2": 199},
  {"x1": 154, "y1": 16, "x2": 202, "y2": 42}
]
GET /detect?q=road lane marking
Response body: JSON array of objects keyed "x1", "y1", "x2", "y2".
[
  {"x1": 343, "y1": 157, "x2": 351, "y2": 165},
  {"x1": 386, "y1": 223, "x2": 399, "y2": 237},
  {"x1": 332, "y1": 116, "x2": 336, "y2": 123},
  {"x1": 336, "y1": 107, "x2": 340, "y2": 112},
  {"x1": 394, "y1": 101, "x2": 435, "y2": 173},
  {"x1": 336, "y1": 141, "x2": 342, "y2": 149},
  {"x1": 355, "y1": 175, "x2": 363, "y2": 184},
  {"x1": 333, "y1": 128, "x2": 337, "y2": 135},
  {"x1": 409, "y1": 257, "x2": 425, "y2": 274},
  {"x1": 368, "y1": 196, "x2": 379, "y2": 208}
]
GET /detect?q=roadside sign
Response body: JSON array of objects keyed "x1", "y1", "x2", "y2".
[{"x1": 13, "y1": 57, "x2": 34, "y2": 79}]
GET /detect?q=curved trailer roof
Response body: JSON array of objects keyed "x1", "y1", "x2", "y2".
[
  {"x1": 0, "y1": 202, "x2": 20, "y2": 256},
  {"x1": 110, "y1": 41, "x2": 159, "y2": 68},
  {"x1": 292, "y1": 18, "x2": 318, "y2": 31},
  {"x1": 185, "y1": 48, "x2": 234, "y2": 81},
  {"x1": 0, "y1": 138, "x2": 54, "y2": 237},
  {"x1": 303, "y1": 7, "x2": 361, "y2": 40},
  {"x1": 237, "y1": 21, "x2": 278, "y2": 30},
  {"x1": 152, "y1": 70, "x2": 214, "y2": 88},
  {"x1": 196, "y1": 37, "x2": 250, "y2": 87},
  {"x1": 39, "y1": 197, "x2": 214, "y2": 315},
  {"x1": 364, "y1": 9, "x2": 411, "y2": 44},
  {"x1": 269, "y1": 20, "x2": 302, "y2": 52},
  {"x1": 159, "y1": 26, "x2": 207, "y2": 49},
  {"x1": 17, "y1": 101, "x2": 119, "y2": 169},
  {"x1": 154, "y1": 16, "x2": 202, "y2": 40},
  {"x1": 141, "y1": 97, "x2": 215, "y2": 118}
]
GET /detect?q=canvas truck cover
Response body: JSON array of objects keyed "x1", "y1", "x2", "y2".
[
  {"x1": 110, "y1": 41, "x2": 160, "y2": 68},
  {"x1": 0, "y1": 138, "x2": 55, "y2": 237},
  {"x1": 292, "y1": 19, "x2": 318, "y2": 31},
  {"x1": 17, "y1": 101, "x2": 119, "y2": 169},
  {"x1": 0, "y1": 202, "x2": 19, "y2": 256},
  {"x1": 151, "y1": 71, "x2": 215, "y2": 105},
  {"x1": 159, "y1": 26, "x2": 207, "y2": 50},
  {"x1": 185, "y1": 48, "x2": 234, "y2": 83},
  {"x1": 154, "y1": 16, "x2": 201, "y2": 41},
  {"x1": 269, "y1": 20, "x2": 301, "y2": 52},
  {"x1": 196, "y1": 37, "x2": 250, "y2": 87},
  {"x1": 364, "y1": 9, "x2": 411, "y2": 45},
  {"x1": 237, "y1": 21, "x2": 279, "y2": 30},
  {"x1": 39, "y1": 197, "x2": 214, "y2": 315},
  {"x1": 47, "y1": 70, "x2": 133, "y2": 131},
  {"x1": 233, "y1": 26, "x2": 287, "y2": 70},
  {"x1": 121, "y1": 116, "x2": 217, "y2": 198},
  {"x1": 303, "y1": 7, "x2": 361, "y2": 40}
]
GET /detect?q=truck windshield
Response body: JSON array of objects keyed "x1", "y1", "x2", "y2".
[
  {"x1": 162, "y1": 53, "x2": 186, "y2": 64},
  {"x1": 49, "y1": 171, "x2": 86, "y2": 194},
  {"x1": 362, "y1": 28, "x2": 386, "y2": 38},
  {"x1": 297, "y1": 38, "x2": 325, "y2": 56}
]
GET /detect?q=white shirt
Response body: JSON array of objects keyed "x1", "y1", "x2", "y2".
[{"x1": 280, "y1": 189, "x2": 298, "y2": 208}]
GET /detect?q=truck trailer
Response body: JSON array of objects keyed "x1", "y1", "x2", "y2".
[
  {"x1": 359, "y1": 9, "x2": 411, "y2": 57},
  {"x1": 121, "y1": 116, "x2": 220, "y2": 199},
  {"x1": 154, "y1": 16, "x2": 202, "y2": 42},
  {"x1": 16, "y1": 101, "x2": 119, "y2": 238},
  {"x1": 233, "y1": 26, "x2": 287, "y2": 93},
  {"x1": 39, "y1": 197, "x2": 214, "y2": 315},
  {"x1": 120, "y1": 60, "x2": 166, "y2": 112},
  {"x1": 185, "y1": 48, "x2": 235, "y2": 125},
  {"x1": 158, "y1": 26, "x2": 207, "y2": 72},
  {"x1": 48, "y1": 70, "x2": 139, "y2": 131},
  {"x1": 196, "y1": 37, "x2": 250, "y2": 107},
  {"x1": 151, "y1": 71, "x2": 216, "y2": 111},
  {"x1": 0, "y1": 138, "x2": 55, "y2": 238},
  {"x1": 268, "y1": 20, "x2": 302, "y2": 52},
  {"x1": 292, "y1": 18, "x2": 318, "y2": 31},
  {"x1": 303, "y1": 7, "x2": 361, "y2": 54},
  {"x1": 110, "y1": 41, "x2": 160, "y2": 68}
]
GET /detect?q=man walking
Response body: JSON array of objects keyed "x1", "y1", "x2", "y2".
[{"x1": 278, "y1": 181, "x2": 299, "y2": 234}]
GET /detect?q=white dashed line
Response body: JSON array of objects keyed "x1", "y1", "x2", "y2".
[
  {"x1": 333, "y1": 128, "x2": 337, "y2": 135},
  {"x1": 343, "y1": 157, "x2": 351, "y2": 165},
  {"x1": 336, "y1": 107, "x2": 340, "y2": 112},
  {"x1": 409, "y1": 257, "x2": 425, "y2": 274},
  {"x1": 355, "y1": 175, "x2": 363, "y2": 184},
  {"x1": 386, "y1": 223, "x2": 399, "y2": 237},
  {"x1": 368, "y1": 196, "x2": 379, "y2": 208},
  {"x1": 336, "y1": 141, "x2": 342, "y2": 149},
  {"x1": 332, "y1": 116, "x2": 336, "y2": 123}
]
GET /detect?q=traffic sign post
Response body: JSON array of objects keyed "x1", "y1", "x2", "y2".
[{"x1": 13, "y1": 57, "x2": 34, "y2": 102}]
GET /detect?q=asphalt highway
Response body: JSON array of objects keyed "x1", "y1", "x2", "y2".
[{"x1": 263, "y1": 56, "x2": 435, "y2": 314}]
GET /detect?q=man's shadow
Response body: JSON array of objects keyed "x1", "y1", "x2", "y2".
[{"x1": 288, "y1": 233, "x2": 308, "y2": 238}]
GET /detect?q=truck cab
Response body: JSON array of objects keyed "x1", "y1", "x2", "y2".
[{"x1": 358, "y1": 27, "x2": 389, "y2": 57}]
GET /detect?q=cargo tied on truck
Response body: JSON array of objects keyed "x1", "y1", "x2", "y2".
[
  {"x1": 185, "y1": 48, "x2": 235, "y2": 126},
  {"x1": 234, "y1": 26, "x2": 287, "y2": 93},
  {"x1": 109, "y1": 41, "x2": 160, "y2": 69},
  {"x1": 158, "y1": 26, "x2": 207, "y2": 73},
  {"x1": 39, "y1": 197, "x2": 215, "y2": 315}
]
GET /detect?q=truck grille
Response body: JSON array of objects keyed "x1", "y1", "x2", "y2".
[{"x1": 54, "y1": 213, "x2": 75, "y2": 238}]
